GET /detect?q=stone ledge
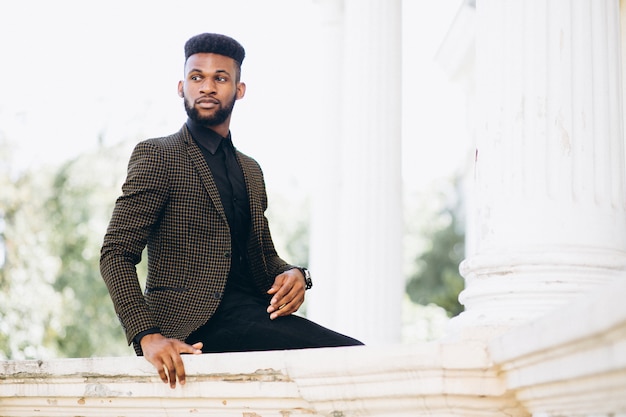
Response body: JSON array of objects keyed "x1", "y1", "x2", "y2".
[
  {"x1": 0, "y1": 342, "x2": 525, "y2": 417},
  {"x1": 6, "y1": 278, "x2": 624, "y2": 416},
  {"x1": 489, "y1": 277, "x2": 626, "y2": 417}
]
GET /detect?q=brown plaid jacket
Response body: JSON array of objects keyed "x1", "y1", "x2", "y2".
[{"x1": 100, "y1": 125, "x2": 293, "y2": 354}]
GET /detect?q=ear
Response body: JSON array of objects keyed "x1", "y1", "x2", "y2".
[
  {"x1": 177, "y1": 81, "x2": 184, "y2": 97},
  {"x1": 236, "y1": 82, "x2": 246, "y2": 100}
]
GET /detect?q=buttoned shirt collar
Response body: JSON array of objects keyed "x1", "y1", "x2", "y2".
[{"x1": 186, "y1": 118, "x2": 232, "y2": 154}]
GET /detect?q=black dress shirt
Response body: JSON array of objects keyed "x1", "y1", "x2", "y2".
[{"x1": 186, "y1": 118, "x2": 255, "y2": 296}]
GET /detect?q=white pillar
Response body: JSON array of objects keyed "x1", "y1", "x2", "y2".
[
  {"x1": 307, "y1": 0, "x2": 344, "y2": 330},
  {"x1": 308, "y1": 0, "x2": 404, "y2": 345},
  {"x1": 452, "y1": 0, "x2": 626, "y2": 336}
]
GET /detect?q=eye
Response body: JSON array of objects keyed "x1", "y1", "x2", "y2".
[
  {"x1": 190, "y1": 74, "x2": 202, "y2": 81},
  {"x1": 216, "y1": 75, "x2": 228, "y2": 82}
]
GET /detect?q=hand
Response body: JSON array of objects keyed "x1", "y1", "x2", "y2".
[
  {"x1": 140, "y1": 333, "x2": 203, "y2": 388},
  {"x1": 266, "y1": 268, "x2": 306, "y2": 320}
]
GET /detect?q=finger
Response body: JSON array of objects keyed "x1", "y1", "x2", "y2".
[
  {"x1": 273, "y1": 280, "x2": 304, "y2": 307},
  {"x1": 267, "y1": 300, "x2": 289, "y2": 314},
  {"x1": 267, "y1": 274, "x2": 286, "y2": 295},
  {"x1": 156, "y1": 364, "x2": 169, "y2": 384},
  {"x1": 172, "y1": 355, "x2": 187, "y2": 387},
  {"x1": 163, "y1": 360, "x2": 178, "y2": 389},
  {"x1": 267, "y1": 279, "x2": 303, "y2": 312},
  {"x1": 270, "y1": 306, "x2": 289, "y2": 320},
  {"x1": 178, "y1": 341, "x2": 203, "y2": 354},
  {"x1": 145, "y1": 353, "x2": 169, "y2": 384},
  {"x1": 270, "y1": 295, "x2": 304, "y2": 320},
  {"x1": 269, "y1": 280, "x2": 297, "y2": 306}
]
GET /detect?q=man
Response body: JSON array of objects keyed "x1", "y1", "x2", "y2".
[{"x1": 100, "y1": 33, "x2": 362, "y2": 389}]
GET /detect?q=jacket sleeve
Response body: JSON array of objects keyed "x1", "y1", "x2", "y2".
[{"x1": 100, "y1": 141, "x2": 169, "y2": 346}]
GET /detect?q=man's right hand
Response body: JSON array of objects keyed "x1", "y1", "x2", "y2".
[{"x1": 140, "y1": 333, "x2": 203, "y2": 388}]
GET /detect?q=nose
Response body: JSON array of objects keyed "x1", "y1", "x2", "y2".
[{"x1": 199, "y1": 78, "x2": 216, "y2": 94}]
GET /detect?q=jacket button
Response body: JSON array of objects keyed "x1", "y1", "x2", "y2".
[
  {"x1": 213, "y1": 291, "x2": 222, "y2": 300},
  {"x1": 224, "y1": 251, "x2": 231, "y2": 258}
]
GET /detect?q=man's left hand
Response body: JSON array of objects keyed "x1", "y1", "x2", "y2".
[{"x1": 266, "y1": 268, "x2": 306, "y2": 320}]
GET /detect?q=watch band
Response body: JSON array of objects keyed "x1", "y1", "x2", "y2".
[{"x1": 297, "y1": 267, "x2": 313, "y2": 290}]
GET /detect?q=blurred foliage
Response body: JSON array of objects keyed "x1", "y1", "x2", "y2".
[
  {"x1": 406, "y1": 177, "x2": 465, "y2": 317},
  {"x1": 0, "y1": 155, "x2": 63, "y2": 359},
  {"x1": 43, "y1": 149, "x2": 133, "y2": 357},
  {"x1": 0, "y1": 140, "x2": 134, "y2": 359}
]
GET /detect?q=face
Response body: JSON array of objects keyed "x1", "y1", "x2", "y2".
[{"x1": 178, "y1": 53, "x2": 246, "y2": 133}]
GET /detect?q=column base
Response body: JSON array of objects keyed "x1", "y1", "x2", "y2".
[{"x1": 447, "y1": 245, "x2": 626, "y2": 339}]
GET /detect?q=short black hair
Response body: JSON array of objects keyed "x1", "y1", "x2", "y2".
[{"x1": 184, "y1": 33, "x2": 245, "y2": 65}]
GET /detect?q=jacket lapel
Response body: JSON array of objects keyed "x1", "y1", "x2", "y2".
[
  {"x1": 236, "y1": 152, "x2": 262, "y2": 230},
  {"x1": 237, "y1": 151, "x2": 268, "y2": 287},
  {"x1": 181, "y1": 126, "x2": 230, "y2": 226}
]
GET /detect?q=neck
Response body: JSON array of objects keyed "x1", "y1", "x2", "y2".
[
  {"x1": 190, "y1": 119, "x2": 230, "y2": 138},
  {"x1": 206, "y1": 124, "x2": 229, "y2": 138}
]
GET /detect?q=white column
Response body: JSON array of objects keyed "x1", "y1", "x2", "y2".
[
  {"x1": 308, "y1": 0, "x2": 404, "y2": 345},
  {"x1": 335, "y1": 0, "x2": 403, "y2": 345},
  {"x1": 307, "y1": 0, "x2": 344, "y2": 329},
  {"x1": 452, "y1": 0, "x2": 626, "y2": 335}
]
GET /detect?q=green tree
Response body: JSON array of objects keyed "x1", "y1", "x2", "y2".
[
  {"x1": 0, "y1": 141, "x2": 63, "y2": 359},
  {"x1": 406, "y1": 178, "x2": 465, "y2": 317},
  {"x1": 0, "y1": 137, "x2": 136, "y2": 359},
  {"x1": 44, "y1": 143, "x2": 134, "y2": 357}
]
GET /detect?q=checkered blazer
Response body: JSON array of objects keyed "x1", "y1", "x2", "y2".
[{"x1": 100, "y1": 125, "x2": 293, "y2": 355}]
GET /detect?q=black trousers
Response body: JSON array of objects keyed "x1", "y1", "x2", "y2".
[{"x1": 186, "y1": 289, "x2": 364, "y2": 353}]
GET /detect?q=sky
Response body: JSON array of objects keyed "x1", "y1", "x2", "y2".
[{"x1": 0, "y1": 0, "x2": 469, "y2": 196}]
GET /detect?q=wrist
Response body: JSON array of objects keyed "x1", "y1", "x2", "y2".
[{"x1": 135, "y1": 327, "x2": 161, "y2": 345}]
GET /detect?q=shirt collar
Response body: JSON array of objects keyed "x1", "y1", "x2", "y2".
[{"x1": 185, "y1": 118, "x2": 233, "y2": 155}]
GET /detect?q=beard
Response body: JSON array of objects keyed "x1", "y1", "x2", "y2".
[{"x1": 183, "y1": 93, "x2": 237, "y2": 127}]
